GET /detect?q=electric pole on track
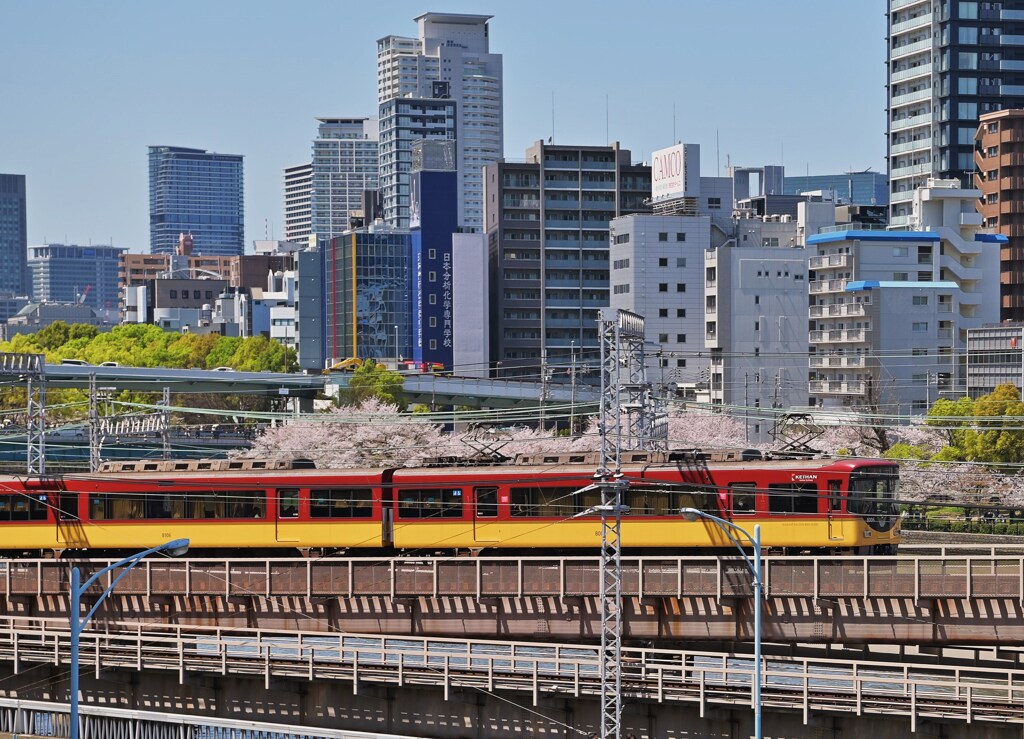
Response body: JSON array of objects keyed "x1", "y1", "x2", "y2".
[{"x1": 596, "y1": 309, "x2": 666, "y2": 739}]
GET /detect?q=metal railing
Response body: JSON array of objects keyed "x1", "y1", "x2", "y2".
[
  {"x1": 0, "y1": 696, "x2": 421, "y2": 739},
  {"x1": 6, "y1": 550, "x2": 1024, "y2": 604},
  {"x1": 0, "y1": 617, "x2": 1021, "y2": 729}
]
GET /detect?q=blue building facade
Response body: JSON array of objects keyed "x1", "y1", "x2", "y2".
[
  {"x1": 149, "y1": 146, "x2": 244, "y2": 257},
  {"x1": 0, "y1": 174, "x2": 28, "y2": 296},
  {"x1": 783, "y1": 172, "x2": 887, "y2": 206},
  {"x1": 410, "y1": 167, "x2": 458, "y2": 369}
]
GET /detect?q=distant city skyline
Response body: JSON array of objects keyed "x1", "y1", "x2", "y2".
[{"x1": 0, "y1": 0, "x2": 885, "y2": 249}]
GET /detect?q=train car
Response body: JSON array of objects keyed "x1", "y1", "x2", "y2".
[{"x1": 0, "y1": 451, "x2": 900, "y2": 555}]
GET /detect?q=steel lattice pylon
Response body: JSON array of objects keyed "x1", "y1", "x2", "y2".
[
  {"x1": 596, "y1": 309, "x2": 665, "y2": 739},
  {"x1": 0, "y1": 353, "x2": 46, "y2": 475}
]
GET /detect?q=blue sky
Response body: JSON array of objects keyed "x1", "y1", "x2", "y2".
[{"x1": 1, "y1": 1, "x2": 885, "y2": 250}]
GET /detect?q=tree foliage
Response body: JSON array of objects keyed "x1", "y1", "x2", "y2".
[{"x1": 341, "y1": 360, "x2": 405, "y2": 406}]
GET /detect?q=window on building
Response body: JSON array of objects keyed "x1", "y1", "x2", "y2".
[
  {"x1": 676, "y1": 359, "x2": 686, "y2": 368},
  {"x1": 169, "y1": 290, "x2": 177, "y2": 299},
  {"x1": 428, "y1": 249, "x2": 437, "y2": 259},
  {"x1": 677, "y1": 334, "x2": 686, "y2": 343},
  {"x1": 429, "y1": 294, "x2": 437, "y2": 305},
  {"x1": 913, "y1": 322, "x2": 929, "y2": 332},
  {"x1": 658, "y1": 232, "x2": 668, "y2": 242},
  {"x1": 708, "y1": 197, "x2": 722, "y2": 209},
  {"x1": 676, "y1": 233, "x2": 686, "y2": 242},
  {"x1": 894, "y1": 272, "x2": 910, "y2": 281},
  {"x1": 429, "y1": 271, "x2": 437, "y2": 282},
  {"x1": 614, "y1": 233, "x2": 630, "y2": 244},
  {"x1": 762, "y1": 237, "x2": 779, "y2": 247},
  {"x1": 912, "y1": 295, "x2": 929, "y2": 306},
  {"x1": 658, "y1": 333, "x2": 669, "y2": 343},
  {"x1": 912, "y1": 348, "x2": 929, "y2": 356},
  {"x1": 676, "y1": 283, "x2": 686, "y2": 292},
  {"x1": 659, "y1": 308, "x2": 668, "y2": 317},
  {"x1": 677, "y1": 257, "x2": 687, "y2": 268},
  {"x1": 659, "y1": 257, "x2": 668, "y2": 267},
  {"x1": 659, "y1": 283, "x2": 668, "y2": 292},
  {"x1": 893, "y1": 247, "x2": 909, "y2": 257},
  {"x1": 677, "y1": 309, "x2": 686, "y2": 317},
  {"x1": 193, "y1": 290, "x2": 201, "y2": 299}
]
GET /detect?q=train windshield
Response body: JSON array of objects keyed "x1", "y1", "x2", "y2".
[{"x1": 848, "y1": 466, "x2": 899, "y2": 532}]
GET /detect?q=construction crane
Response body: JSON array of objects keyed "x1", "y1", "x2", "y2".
[{"x1": 77, "y1": 285, "x2": 92, "y2": 304}]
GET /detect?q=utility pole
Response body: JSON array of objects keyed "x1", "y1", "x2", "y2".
[
  {"x1": 88, "y1": 373, "x2": 100, "y2": 473},
  {"x1": 570, "y1": 340, "x2": 577, "y2": 437},
  {"x1": 160, "y1": 387, "x2": 171, "y2": 459}
]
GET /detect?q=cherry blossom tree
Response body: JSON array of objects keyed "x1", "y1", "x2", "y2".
[{"x1": 247, "y1": 398, "x2": 452, "y2": 468}]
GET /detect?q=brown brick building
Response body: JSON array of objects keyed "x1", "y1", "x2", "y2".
[{"x1": 975, "y1": 109, "x2": 1024, "y2": 322}]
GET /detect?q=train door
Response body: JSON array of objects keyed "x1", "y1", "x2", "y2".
[
  {"x1": 473, "y1": 486, "x2": 500, "y2": 544},
  {"x1": 276, "y1": 488, "x2": 300, "y2": 543},
  {"x1": 55, "y1": 489, "x2": 81, "y2": 547},
  {"x1": 827, "y1": 480, "x2": 843, "y2": 542},
  {"x1": 382, "y1": 491, "x2": 394, "y2": 548}
]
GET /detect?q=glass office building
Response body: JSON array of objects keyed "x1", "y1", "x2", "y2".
[
  {"x1": 325, "y1": 225, "x2": 411, "y2": 363},
  {"x1": 149, "y1": 146, "x2": 244, "y2": 256},
  {"x1": 783, "y1": 172, "x2": 888, "y2": 206},
  {"x1": 0, "y1": 174, "x2": 28, "y2": 296}
]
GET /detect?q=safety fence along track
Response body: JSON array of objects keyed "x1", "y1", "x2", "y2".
[
  {"x1": 5, "y1": 551, "x2": 1024, "y2": 602},
  {"x1": 0, "y1": 617, "x2": 1020, "y2": 730}
]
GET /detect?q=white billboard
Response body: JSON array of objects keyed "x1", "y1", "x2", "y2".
[{"x1": 651, "y1": 143, "x2": 698, "y2": 201}]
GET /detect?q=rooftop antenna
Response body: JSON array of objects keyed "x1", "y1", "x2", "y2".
[
  {"x1": 605, "y1": 93, "x2": 609, "y2": 146},
  {"x1": 550, "y1": 90, "x2": 555, "y2": 144},
  {"x1": 716, "y1": 129, "x2": 721, "y2": 177}
]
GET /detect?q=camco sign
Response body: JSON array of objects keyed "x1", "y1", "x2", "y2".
[{"x1": 651, "y1": 143, "x2": 694, "y2": 200}]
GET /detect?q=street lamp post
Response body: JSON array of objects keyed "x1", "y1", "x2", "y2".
[
  {"x1": 680, "y1": 508, "x2": 762, "y2": 739},
  {"x1": 69, "y1": 539, "x2": 190, "y2": 739}
]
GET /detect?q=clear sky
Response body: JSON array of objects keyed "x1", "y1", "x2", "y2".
[{"x1": 1, "y1": 1, "x2": 886, "y2": 250}]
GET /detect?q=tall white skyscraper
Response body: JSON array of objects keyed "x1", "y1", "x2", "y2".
[
  {"x1": 310, "y1": 118, "x2": 379, "y2": 239},
  {"x1": 377, "y1": 12, "x2": 503, "y2": 231}
]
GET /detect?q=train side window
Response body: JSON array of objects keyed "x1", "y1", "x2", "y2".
[
  {"x1": 278, "y1": 488, "x2": 300, "y2": 518},
  {"x1": 310, "y1": 488, "x2": 373, "y2": 518},
  {"x1": 510, "y1": 486, "x2": 578, "y2": 517},
  {"x1": 398, "y1": 488, "x2": 464, "y2": 519},
  {"x1": 731, "y1": 483, "x2": 756, "y2": 515},
  {"x1": 624, "y1": 486, "x2": 672, "y2": 516},
  {"x1": 768, "y1": 483, "x2": 818, "y2": 515},
  {"x1": 0, "y1": 497, "x2": 11, "y2": 520},
  {"x1": 475, "y1": 487, "x2": 498, "y2": 518},
  {"x1": 828, "y1": 480, "x2": 842, "y2": 513}
]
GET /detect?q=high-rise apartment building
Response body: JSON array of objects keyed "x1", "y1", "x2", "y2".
[
  {"x1": 0, "y1": 174, "x2": 28, "y2": 296},
  {"x1": 975, "y1": 108, "x2": 1024, "y2": 320},
  {"x1": 379, "y1": 97, "x2": 457, "y2": 227},
  {"x1": 28, "y1": 244, "x2": 125, "y2": 320},
  {"x1": 377, "y1": 12, "x2": 503, "y2": 231},
  {"x1": 310, "y1": 118, "x2": 379, "y2": 239},
  {"x1": 887, "y1": 0, "x2": 1024, "y2": 226},
  {"x1": 284, "y1": 163, "x2": 313, "y2": 244},
  {"x1": 484, "y1": 141, "x2": 651, "y2": 378},
  {"x1": 808, "y1": 180, "x2": 999, "y2": 413},
  {"x1": 148, "y1": 146, "x2": 244, "y2": 256}
]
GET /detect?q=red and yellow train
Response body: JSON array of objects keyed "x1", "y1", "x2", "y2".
[{"x1": 0, "y1": 450, "x2": 901, "y2": 555}]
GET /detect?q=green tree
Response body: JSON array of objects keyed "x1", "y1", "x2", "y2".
[
  {"x1": 926, "y1": 395, "x2": 975, "y2": 454},
  {"x1": 205, "y1": 336, "x2": 243, "y2": 369},
  {"x1": 343, "y1": 360, "x2": 405, "y2": 406},
  {"x1": 960, "y1": 383, "x2": 1024, "y2": 465}
]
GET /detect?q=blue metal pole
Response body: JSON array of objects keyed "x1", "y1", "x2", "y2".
[
  {"x1": 753, "y1": 524, "x2": 762, "y2": 739},
  {"x1": 70, "y1": 566, "x2": 81, "y2": 739},
  {"x1": 67, "y1": 539, "x2": 188, "y2": 739}
]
